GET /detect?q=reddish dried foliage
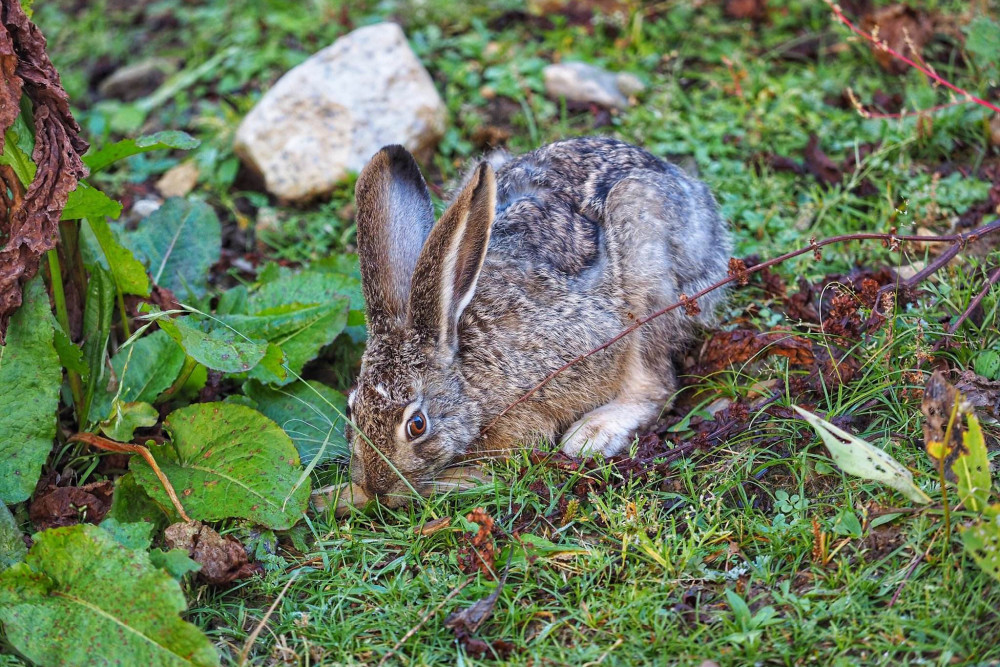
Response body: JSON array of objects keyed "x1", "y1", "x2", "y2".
[
  {"x1": 457, "y1": 508, "x2": 499, "y2": 577},
  {"x1": 699, "y1": 329, "x2": 815, "y2": 372},
  {"x1": 0, "y1": 0, "x2": 89, "y2": 341}
]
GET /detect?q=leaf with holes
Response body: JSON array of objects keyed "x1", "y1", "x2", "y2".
[
  {"x1": 794, "y1": 406, "x2": 930, "y2": 505},
  {"x1": 0, "y1": 276, "x2": 61, "y2": 503},
  {"x1": 130, "y1": 403, "x2": 310, "y2": 529},
  {"x1": 120, "y1": 198, "x2": 221, "y2": 298},
  {"x1": 963, "y1": 504, "x2": 1000, "y2": 583},
  {"x1": 0, "y1": 524, "x2": 219, "y2": 666},
  {"x1": 241, "y1": 380, "x2": 349, "y2": 464}
]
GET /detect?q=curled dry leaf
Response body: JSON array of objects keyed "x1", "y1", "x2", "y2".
[
  {"x1": 444, "y1": 559, "x2": 515, "y2": 659},
  {"x1": 164, "y1": 521, "x2": 260, "y2": 585},
  {"x1": 0, "y1": 0, "x2": 89, "y2": 341},
  {"x1": 414, "y1": 516, "x2": 452, "y2": 536},
  {"x1": 28, "y1": 480, "x2": 113, "y2": 531}
]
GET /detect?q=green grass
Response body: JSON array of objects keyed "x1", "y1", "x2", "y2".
[{"x1": 13, "y1": 0, "x2": 1000, "y2": 664}]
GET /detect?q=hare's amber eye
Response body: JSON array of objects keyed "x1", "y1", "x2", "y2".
[{"x1": 406, "y1": 411, "x2": 427, "y2": 439}]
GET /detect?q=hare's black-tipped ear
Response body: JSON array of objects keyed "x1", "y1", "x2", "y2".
[
  {"x1": 355, "y1": 146, "x2": 435, "y2": 335},
  {"x1": 409, "y1": 162, "x2": 496, "y2": 354}
]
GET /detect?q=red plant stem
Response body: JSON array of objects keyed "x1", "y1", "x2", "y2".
[
  {"x1": 69, "y1": 432, "x2": 192, "y2": 522},
  {"x1": 480, "y1": 218, "x2": 1000, "y2": 436},
  {"x1": 825, "y1": 0, "x2": 1000, "y2": 115},
  {"x1": 857, "y1": 100, "x2": 971, "y2": 120}
]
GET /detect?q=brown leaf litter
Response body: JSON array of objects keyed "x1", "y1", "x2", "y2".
[
  {"x1": 164, "y1": 520, "x2": 262, "y2": 585},
  {"x1": 0, "y1": 0, "x2": 89, "y2": 341}
]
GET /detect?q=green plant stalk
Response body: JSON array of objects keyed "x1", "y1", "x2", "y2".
[
  {"x1": 58, "y1": 220, "x2": 88, "y2": 309},
  {"x1": 46, "y1": 249, "x2": 85, "y2": 420},
  {"x1": 116, "y1": 288, "x2": 131, "y2": 340},
  {"x1": 938, "y1": 397, "x2": 962, "y2": 561}
]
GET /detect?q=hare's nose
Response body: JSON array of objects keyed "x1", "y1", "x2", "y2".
[{"x1": 362, "y1": 470, "x2": 394, "y2": 498}]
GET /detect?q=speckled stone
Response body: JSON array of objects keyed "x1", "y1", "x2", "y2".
[
  {"x1": 234, "y1": 23, "x2": 447, "y2": 202},
  {"x1": 542, "y1": 61, "x2": 645, "y2": 110}
]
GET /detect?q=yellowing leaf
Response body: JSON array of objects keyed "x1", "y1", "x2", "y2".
[
  {"x1": 793, "y1": 406, "x2": 930, "y2": 505},
  {"x1": 955, "y1": 413, "x2": 992, "y2": 513}
]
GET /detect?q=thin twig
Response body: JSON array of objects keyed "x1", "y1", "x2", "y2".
[
  {"x1": 824, "y1": 0, "x2": 1000, "y2": 115},
  {"x1": 888, "y1": 550, "x2": 925, "y2": 608},
  {"x1": 846, "y1": 88, "x2": 971, "y2": 120},
  {"x1": 481, "y1": 219, "x2": 1000, "y2": 437},
  {"x1": 69, "y1": 432, "x2": 192, "y2": 522},
  {"x1": 237, "y1": 572, "x2": 299, "y2": 667},
  {"x1": 377, "y1": 577, "x2": 473, "y2": 667},
  {"x1": 946, "y1": 264, "x2": 1000, "y2": 335}
]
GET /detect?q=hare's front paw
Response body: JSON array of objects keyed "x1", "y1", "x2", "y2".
[{"x1": 559, "y1": 404, "x2": 643, "y2": 457}]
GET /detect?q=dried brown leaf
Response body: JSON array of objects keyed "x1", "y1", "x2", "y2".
[
  {"x1": 28, "y1": 480, "x2": 113, "y2": 530},
  {"x1": 860, "y1": 4, "x2": 933, "y2": 75},
  {"x1": 0, "y1": 0, "x2": 89, "y2": 341},
  {"x1": 164, "y1": 520, "x2": 260, "y2": 585}
]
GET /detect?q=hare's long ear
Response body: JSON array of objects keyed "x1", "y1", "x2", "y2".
[
  {"x1": 355, "y1": 145, "x2": 435, "y2": 336},
  {"x1": 409, "y1": 162, "x2": 495, "y2": 354}
]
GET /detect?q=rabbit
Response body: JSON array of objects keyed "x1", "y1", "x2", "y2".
[{"x1": 344, "y1": 136, "x2": 731, "y2": 508}]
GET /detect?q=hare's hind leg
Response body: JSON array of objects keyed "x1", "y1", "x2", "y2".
[{"x1": 559, "y1": 348, "x2": 674, "y2": 457}]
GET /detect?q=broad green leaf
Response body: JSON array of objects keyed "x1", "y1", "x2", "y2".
[
  {"x1": 87, "y1": 217, "x2": 150, "y2": 296},
  {"x1": 81, "y1": 265, "x2": 115, "y2": 425},
  {"x1": 250, "y1": 268, "x2": 364, "y2": 340},
  {"x1": 242, "y1": 380, "x2": 349, "y2": 464},
  {"x1": 246, "y1": 342, "x2": 287, "y2": 384},
  {"x1": 0, "y1": 276, "x2": 61, "y2": 503},
  {"x1": 953, "y1": 413, "x2": 992, "y2": 513},
  {"x1": 160, "y1": 316, "x2": 268, "y2": 373},
  {"x1": 974, "y1": 350, "x2": 1000, "y2": 380},
  {"x1": 121, "y1": 198, "x2": 221, "y2": 298},
  {"x1": 0, "y1": 524, "x2": 219, "y2": 667},
  {"x1": 150, "y1": 549, "x2": 201, "y2": 581},
  {"x1": 89, "y1": 329, "x2": 186, "y2": 423},
  {"x1": 0, "y1": 504, "x2": 26, "y2": 572},
  {"x1": 84, "y1": 131, "x2": 200, "y2": 173},
  {"x1": 312, "y1": 253, "x2": 362, "y2": 280},
  {"x1": 106, "y1": 473, "x2": 169, "y2": 529},
  {"x1": 99, "y1": 518, "x2": 154, "y2": 550},
  {"x1": 962, "y1": 504, "x2": 1000, "y2": 583},
  {"x1": 966, "y1": 17, "x2": 1000, "y2": 66},
  {"x1": 793, "y1": 406, "x2": 931, "y2": 505},
  {"x1": 222, "y1": 299, "x2": 348, "y2": 383},
  {"x1": 53, "y1": 324, "x2": 88, "y2": 375},
  {"x1": 99, "y1": 400, "x2": 159, "y2": 442},
  {"x1": 215, "y1": 284, "x2": 249, "y2": 316},
  {"x1": 61, "y1": 181, "x2": 123, "y2": 221},
  {"x1": 131, "y1": 403, "x2": 310, "y2": 529}
]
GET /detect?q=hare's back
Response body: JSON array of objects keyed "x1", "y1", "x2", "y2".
[{"x1": 489, "y1": 137, "x2": 669, "y2": 275}]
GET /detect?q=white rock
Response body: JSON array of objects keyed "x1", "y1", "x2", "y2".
[
  {"x1": 234, "y1": 23, "x2": 447, "y2": 202},
  {"x1": 543, "y1": 61, "x2": 645, "y2": 110},
  {"x1": 131, "y1": 197, "x2": 162, "y2": 220}
]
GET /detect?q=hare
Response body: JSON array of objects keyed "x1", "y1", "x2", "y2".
[{"x1": 343, "y1": 136, "x2": 731, "y2": 507}]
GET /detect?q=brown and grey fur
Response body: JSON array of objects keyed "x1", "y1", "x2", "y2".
[{"x1": 347, "y1": 136, "x2": 731, "y2": 506}]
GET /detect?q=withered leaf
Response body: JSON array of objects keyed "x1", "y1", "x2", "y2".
[
  {"x1": 0, "y1": 0, "x2": 89, "y2": 342},
  {"x1": 29, "y1": 480, "x2": 113, "y2": 531},
  {"x1": 860, "y1": 5, "x2": 933, "y2": 75},
  {"x1": 921, "y1": 370, "x2": 968, "y2": 483},
  {"x1": 444, "y1": 559, "x2": 515, "y2": 659},
  {"x1": 164, "y1": 520, "x2": 260, "y2": 585},
  {"x1": 699, "y1": 329, "x2": 815, "y2": 372}
]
